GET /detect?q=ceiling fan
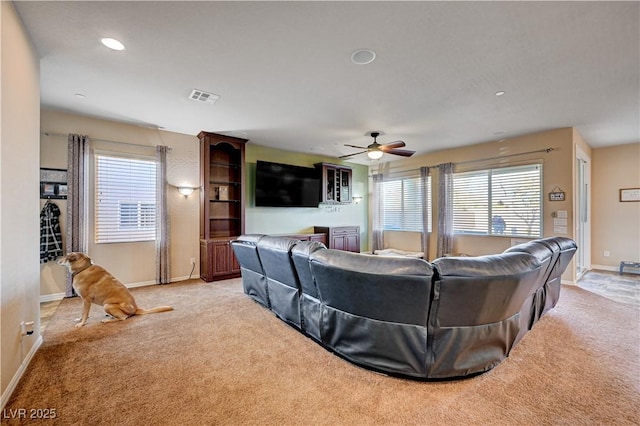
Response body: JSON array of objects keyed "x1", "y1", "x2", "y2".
[{"x1": 339, "y1": 132, "x2": 415, "y2": 160}]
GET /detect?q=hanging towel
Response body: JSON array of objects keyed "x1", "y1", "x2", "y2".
[{"x1": 40, "y1": 201, "x2": 64, "y2": 263}]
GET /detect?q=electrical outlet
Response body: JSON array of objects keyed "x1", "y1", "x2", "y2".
[
  {"x1": 190, "y1": 257, "x2": 196, "y2": 265},
  {"x1": 604, "y1": 251, "x2": 610, "y2": 257}
]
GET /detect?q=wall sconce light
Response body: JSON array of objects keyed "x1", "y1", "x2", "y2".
[
  {"x1": 177, "y1": 186, "x2": 195, "y2": 197},
  {"x1": 353, "y1": 196, "x2": 363, "y2": 204}
]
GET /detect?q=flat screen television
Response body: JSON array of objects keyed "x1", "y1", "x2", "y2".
[{"x1": 255, "y1": 160, "x2": 320, "y2": 207}]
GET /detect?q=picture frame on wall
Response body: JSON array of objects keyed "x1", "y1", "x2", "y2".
[
  {"x1": 40, "y1": 167, "x2": 67, "y2": 183},
  {"x1": 40, "y1": 168, "x2": 68, "y2": 199},
  {"x1": 620, "y1": 187, "x2": 640, "y2": 202}
]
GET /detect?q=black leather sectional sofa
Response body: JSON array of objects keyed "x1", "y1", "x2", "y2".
[{"x1": 231, "y1": 235, "x2": 576, "y2": 379}]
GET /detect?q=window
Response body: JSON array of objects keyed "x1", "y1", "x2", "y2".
[
  {"x1": 382, "y1": 175, "x2": 432, "y2": 232},
  {"x1": 95, "y1": 154, "x2": 157, "y2": 243},
  {"x1": 453, "y1": 164, "x2": 542, "y2": 237}
]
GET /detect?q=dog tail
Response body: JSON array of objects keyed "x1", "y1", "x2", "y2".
[{"x1": 135, "y1": 306, "x2": 174, "y2": 315}]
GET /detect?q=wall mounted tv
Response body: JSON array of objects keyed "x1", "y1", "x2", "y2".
[{"x1": 255, "y1": 160, "x2": 320, "y2": 207}]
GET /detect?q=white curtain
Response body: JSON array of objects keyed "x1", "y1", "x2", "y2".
[
  {"x1": 420, "y1": 166, "x2": 430, "y2": 260},
  {"x1": 437, "y1": 162, "x2": 454, "y2": 257},
  {"x1": 156, "y1": 146, "x2": 171, "y2": 284},
  {"x1": 371, "y1": 173, "x2": 384, "y2": 252},
  {"x1": 66, "y1": 134, "x2": 89, "y2": 297}
]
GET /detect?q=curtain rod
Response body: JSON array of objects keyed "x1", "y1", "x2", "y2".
[
  {"x1": 41, "y1": 131, "x2": 171, "y2": 150},
  {"x1": 454, "y1": 147, "x2": 553, "y2": 167},
  {"x1": 374, "y1": 147, "x2": 554, "y2": 176}
]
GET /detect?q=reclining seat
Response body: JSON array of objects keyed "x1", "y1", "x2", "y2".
[
  {"x1": 537, "y1": 237, "x2": 577, "y2": 314},
  {"x1": 291, "y1": 241, "x2": 327, "y2": 342},
  {"x1": 429, "y1": 252, "x2": 541, "y2": 379},
  {"x1": 230, "y1": 235, "x2": 269, "y2": 308},
  {"x1": 504, "y1": 240, "x2": 557, "y2": 330},
  {"x1": 257, "y1": 236, "x2": 302, "y2": 329},
  {"x1": 309, "y1": 250, "x2": 434, "y2": 378}
]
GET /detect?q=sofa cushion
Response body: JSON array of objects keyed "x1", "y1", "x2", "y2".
[
  {"x1": 428, "y1": 252, "x2": 542, "y2": 378},
  {"x1": 537, "y1": 236, "x2": 578, "y2": 313},
  {"x1": 257, "y1": 236, "x2": 302, "y2": 328},
  {"x1": 291, "y1": 240, "x2": 327, "y2": 341},
  {"x1": 291, "y1": 241, "x2": 327, "y2": 299},
  {"x1": 231, "y1": 235, "x2": 269, "y2": 308},
  {"x1": 310, "y1": 250, "x2": 434, "y2": 325},
  {"x1": 432, "y1": 252, "x2": 542, "y2": 327},
  {"x1": 310, "y1": 249, "x2": 435, "y2": 377}
]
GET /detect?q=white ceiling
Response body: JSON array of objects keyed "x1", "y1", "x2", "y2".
[{"x1": 14, "y1": 1, "x2": 640, "y2": 164}]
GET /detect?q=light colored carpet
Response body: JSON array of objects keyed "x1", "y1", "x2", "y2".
[{"x1": 6, "y1": 279, "x2": 640, "y2": 425}]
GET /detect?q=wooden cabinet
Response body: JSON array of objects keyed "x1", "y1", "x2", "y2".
[
  {"x1": 277, "y1": 233, "x2": 327, "y2": 246},
  {"x1": 315, "y1": 163, "x2": 352, "y2": 204},
  {"x1": 314, "y1": 226, "x2": 360, "y2": 253},
  {"x1": 200, "y1": 239, "x2": 241, "y2": 280},
  {"x1": 199, "y1": 131, "x2": 247, "y2": 282}
]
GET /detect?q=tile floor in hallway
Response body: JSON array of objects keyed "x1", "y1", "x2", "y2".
[{"x1": 577, "y1": 269, "x2": 640, "y2": 308}]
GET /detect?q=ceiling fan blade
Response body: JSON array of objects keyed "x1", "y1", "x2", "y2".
[
  {"x1": 387, "y1": 148, "x2": 415, "y2": 157},
  {"x1": 338, "y1": 150, "x2": 368, "y2": 159},
  {"x1": 379, "y1": 140, "x2": 406, "y2": 151},
  {"x1": 344, "y1": 144, "x2": 369, "y2": 149}
]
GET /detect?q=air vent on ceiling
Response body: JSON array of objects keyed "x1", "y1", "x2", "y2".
[{"x1": 188, "y1": 89, "x2": 219, "y2": 105}]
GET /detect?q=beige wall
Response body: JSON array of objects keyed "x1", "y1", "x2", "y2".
[
  {"x1": 591, "y1": 143, "x2": 640, "y2": 269},
  {"x1": 38, "y1": 114, "x2": 370, "y2": 298},
  {"x1": 40, "y1": 110, "x2": 200, "y2": 298},
  {"x1": 372, "y1": 128, "x2": 576, "y2": 260},
  {"x1": 245, "y1": 145, "x2": 369, "y2": 251},
  {"x1": 1, "y1": 0, "x2": 42, "y2": 403}
]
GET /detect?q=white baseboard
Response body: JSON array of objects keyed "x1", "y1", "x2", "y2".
[
  {"x1": 591, "y1": 264, "x2": 619, "y2": 272},
  {"x1": 40, "y1": 275, "x2": 197, "y2": 303},
  {"x1": 1, "y1": 335, "x2": 43, "y2": 410}
]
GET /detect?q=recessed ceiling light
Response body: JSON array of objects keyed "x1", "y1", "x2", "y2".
[
  {"x1": 351, "y1": 49, "x2": 376, "y2": 65},
  {"x1": 100, "y1": 37, "x2": 125, "y2": 51},
  {"x1": 495, "y1": 91, "x2": 505, "y2": 96}
]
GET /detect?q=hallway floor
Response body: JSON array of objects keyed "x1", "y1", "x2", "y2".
[{"x1": 577, "y1": 269, "x2": 640, "y2": 308}]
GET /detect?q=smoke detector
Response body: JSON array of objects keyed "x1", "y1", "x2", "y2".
[{"x1": 188, "y1": 89, "x2": 220, "y2": 105}]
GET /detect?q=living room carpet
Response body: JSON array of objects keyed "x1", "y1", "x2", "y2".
[{"x1": 5, "y1": 279, "x2": 639, "y2": 425}]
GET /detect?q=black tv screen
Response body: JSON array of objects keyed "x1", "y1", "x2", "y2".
[{"x1": 255, "y1": 160, "x2": 320, "y2": 207}]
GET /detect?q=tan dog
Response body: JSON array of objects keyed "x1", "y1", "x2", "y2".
[{"x1": 58, "y1": 252, "x2": 173, "y2": 327}]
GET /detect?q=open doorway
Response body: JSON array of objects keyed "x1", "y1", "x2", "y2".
[{"x1": 575, "y1": 147, "x2": 591, "y2": 279}]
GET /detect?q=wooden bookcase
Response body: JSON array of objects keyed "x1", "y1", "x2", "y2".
[{"x1": 198, "y1": 131, "x2": 247, "y2": 282}]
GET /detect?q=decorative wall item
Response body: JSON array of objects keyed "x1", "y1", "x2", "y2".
[
  {"x1": 548, "y1": 186, "x2": 565, "y2": 201},
  {"x1": 40, "y1": 168, "x2": 68, "y2": 199},
  {"x1": 619, "y1": 187, "x2": 640, "y2": 202},
  {"x1": 216, "y1": 185, "x2": 229, "y2": 200}
]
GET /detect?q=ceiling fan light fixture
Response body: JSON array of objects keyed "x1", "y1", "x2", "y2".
[{"x1": 367, "y1": 150, "x2": 384, "y2": 160}]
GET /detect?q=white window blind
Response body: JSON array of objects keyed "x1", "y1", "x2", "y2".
[
  {"x1": 95, "y1": 154, "x2": 157, "y2": 243},
  {"x1": 382, "y1": 175, "x2": 432, "y2": 232},
  {"x1": 453, "y1": 164, "x2": 542, "y2": 237}
]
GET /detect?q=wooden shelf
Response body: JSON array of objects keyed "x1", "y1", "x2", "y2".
[{"x1": 199, "y1": 131, "x2": 247, "y2": 282}]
